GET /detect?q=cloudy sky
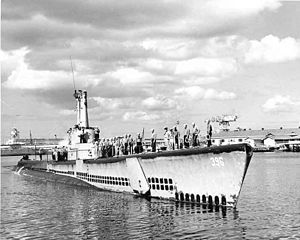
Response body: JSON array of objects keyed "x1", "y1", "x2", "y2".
[{"x1": 1, "y1": 0, "x2": 300, "y2": 141}]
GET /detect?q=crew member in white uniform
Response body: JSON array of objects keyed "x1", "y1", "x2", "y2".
[
  {"x1": 173, "y1": 125, "x2": 180, "y2": 149},
  {"x1": 192, "y1": 122, "x2": 200, "y2": 147},
  {"x1": 164, "y1": 127, "x2": 171, "y2": 150},
  {"x1": 151, "y1": 129, "x2": 157, "y2": 152},
  {"x1": 207, "y1": 120, "x2": 213, "y2": 147},
  {"x1": 183, "y1": 124, "x2": 190, "y2": 148}
]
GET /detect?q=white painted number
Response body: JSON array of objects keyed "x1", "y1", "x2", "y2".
[{"x1": 211, "y1": 157, "x2": 224, "y2": 167}]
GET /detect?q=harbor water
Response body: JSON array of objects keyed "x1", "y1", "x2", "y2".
[{"x1": 1, "y1": 152, "x2": 299, "y2": 239}]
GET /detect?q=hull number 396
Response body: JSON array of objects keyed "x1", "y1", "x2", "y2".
[{"x1": 211, "y1": 157, "x2": 224, "y2": 167}]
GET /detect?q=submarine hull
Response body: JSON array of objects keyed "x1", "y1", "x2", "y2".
[{"x1": 16, "y1": 143, "x2": 253, "y2": 207}]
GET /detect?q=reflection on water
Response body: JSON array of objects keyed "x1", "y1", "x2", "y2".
[{"x1": 1, "y1": 153, "x2": 300, "y2": 239}]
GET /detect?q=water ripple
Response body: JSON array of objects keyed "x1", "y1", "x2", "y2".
[{"x1": 1, "y1": 153, "x2": 300, "y2": 239}]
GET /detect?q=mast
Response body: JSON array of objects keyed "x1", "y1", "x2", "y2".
[
  {"x1": 74, "y1": 90, "x2": 81, "y2": 125},
  {"x1": 82, "y1": 90, "x2": 89, "y2": 128},
  {"x1": 73, "y1": 90, "x2": 89, "y2": 128}
]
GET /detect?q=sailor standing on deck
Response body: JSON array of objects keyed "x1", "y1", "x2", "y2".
[
  {"x1": 52, "y1": 146, "x2": 58, "y2": 160},
  {"x1": 38, "y1": 148, "x2": 43, "y2": 160},
  {"x1": 173, "y1": 126, "x2": 180, "y2": 149},
  {"x1": 79, "y1": 127, "x2": 85, "y2": 143},
  {"x1": 100, "y1": 138, "x2": 105, "y2": 158},
  {"x1": 183, "y1": 124, "x2": 190, "y2": 148},
  {"x1": 169, "y1": 128, "x2": 175, "y2": 150},
  {"x1": 67, "y1": 128, "x2": 72, "y2": 145},
  {"x1": 57, "y1": 148, "x2": 62, "y2": 161},
  {"x1": 128, "y1": 134, "x2": 133, "y2": 154},
  {"x1": 62, "y1": 146, "x2": 68, "y2": 160},
  {"x1": 103, "y1": 138, "x2": 109, "y2": 158},
  {"x1": 111, "y1": 137, "x2": 115, "y2": 156},
  {"x1": 151, "y1": 129, "x2": 157, "y2": 152},
  {"x1": 123, "y1": 134, "x2": 129, "y2": 155},
  {"x1": 136, "y1": 133, "x2": 143, "y2": 154},
  {"x1": 183, "y1": 123, "x2": 191, "y2": 148},
  {"x1": 164, "y1": 127, "x2": 171, "y2": 150},
  {"x1": 192, "y1": 122, "x2": 200, "y2": 147},
  {"x1": 95, "y1": 140, "x2": 100, "y2": 157},
  {"x1": 95, "y1": 128, "x2": 100, "y2": 141},
  {"x1": 206, "y1": 120, "x2": 213, "y2": 147},
  {"x1": 115, "y1": 137, "x2": 120, "y2": 156},
  {"x1": 119, "y1": 137, "x2": 123, "y2": 155},
  {"x1": 108, "y1": 138, "x2": 113, "y2": 157},
  {"x1": 115, "y1": 137, "x2": 119, "y2": 156}
]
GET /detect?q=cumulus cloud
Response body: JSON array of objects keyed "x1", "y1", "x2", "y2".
[
  {"x1": 206, "y1": 0, "x2": 281, "y2": 18},
  {"x1": 140, "y1": 37, "x2": 240, "y2": 61},
  {"x1": 175, "y1": 86, "x2": 236, "y2": 100},
  {"x1": 142, "y1": 95, "x2": 178, "y2": 111},
  {"x1": 1, "y1": 1, "x2": 286, "y2": 93},
  {"x1": 2, "y1": 47, "x2": 73, "y2": 89},
  {"x1": 175, "y1": 57, "x2": 237, "y2": 77},
  {"x1": 107, "y1": 68, "x2": 155, "y2": 85},
  {"x1": 142, "y1": 34, "x2": 300, "y2": 71},
  {"x1": 1, "y1": 47, "x2": 153, "y2": 98},
  {"x1": 182, "y1": 77, "x2": 221, "y2": 85},
  {"x1": 1, "y1": 47, "x2": 29, "y2": 81},
  {"x1": 140, "y1": 39, "x2": 197, "y2": 60},
  {"x1": 59, "y1": 109, "x2": 76, "y2": 116},
  {"x1": 2, "y1": 0, "x2": 293, "y2": 137},
  {"x1": 90, "y1": 97, "x2": 134, "y2": 111},
  {"x1": 262, "y1": 95, "x2": 300, "y2": 112},
  {"x1": 140, "y1": 58, "x2": 176, "y2": 76},
  {"x1": 122, "y1": 111, "x2": 160, "y2": 121},
  {"x1": 3, "y1": 0, "x2": 282, "y2": 45},
  {"x1": 242, "y1": 35, "x2": 300, "y2": 63}
]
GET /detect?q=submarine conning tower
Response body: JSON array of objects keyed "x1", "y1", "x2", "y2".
[
  {"x1": 73, "y1": 90, "x2": 89, "y2": 128},
  {"x1": 67, "y1": 90, "x2": 100, "y2": 156}
]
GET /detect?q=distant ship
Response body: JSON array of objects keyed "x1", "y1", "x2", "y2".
[
  {"x1": 1, "y1": 128, "x2": 36, "y2": 156},
  {"x1": 16, "y1": 90, "x2": 253, "y2": 208},
  {"x1": 1, "y1": 129, "x2": 62, "y2": 156}
]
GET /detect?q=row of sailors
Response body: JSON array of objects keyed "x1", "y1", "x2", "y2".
[
  {"x1": 52, "y1": 146, "x2": 68, "y2": 161},
  {"x1": 160, "y1": 121, "x2": 213, "y2": 150},
  {"x1": 93, "y1": 133, "x2": 144, "y2": 158},
  {"x1": 67, "y1": 126, "x2": 100, "y2": 144},
  {"x1": 51, "y1": 122, "x2": 213, "y2": 161},
  {"x1": 163, "y1": 122, "x2": 203, "y2": 150},
  {"x1": 92, "y1": 121, "x2": 213, "y2": 157}
]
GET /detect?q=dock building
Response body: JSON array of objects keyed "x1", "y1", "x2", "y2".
[{"x1": 211, "y1": 127, "x2": 300, "y2": 150}]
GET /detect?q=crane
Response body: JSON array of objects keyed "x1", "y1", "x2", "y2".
[{"x1": 206, "y1": 114, "x2": 238, "y2": 131}]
